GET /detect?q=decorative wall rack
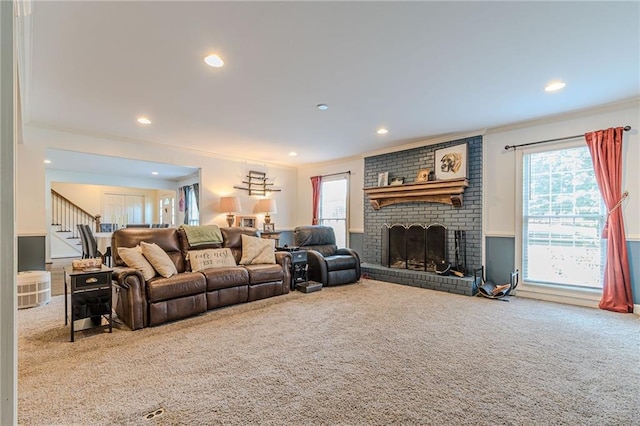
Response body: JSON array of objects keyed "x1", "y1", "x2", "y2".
[{"x1": 233, "y1": 171, "x2": 281, "y2": 196}]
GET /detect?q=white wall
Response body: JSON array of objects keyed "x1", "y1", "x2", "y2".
[
  {"x1": 18, "y1": 125, "x2": 299, "y2": 237},
  {"x1": 51, "y1": 182, "x2": 164, "y2": 223},
  {"x1": 21, "y1": 100, "x2": 639, "y2": 246},
  {"x1": 295, "y1": 157, "x2": 365, "y2": 232},
  {"x1": 484, "y1": 99, "x2": 640, "y2": 239},
  {"x1": 16, "y1": 143, "x2": 46, "y2": 236}
]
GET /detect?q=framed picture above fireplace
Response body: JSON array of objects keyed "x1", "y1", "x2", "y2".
[{"x1": 435, "y1": 143, "x2": 468, "y2": 180}]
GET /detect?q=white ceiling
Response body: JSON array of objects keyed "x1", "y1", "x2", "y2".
[
  {"x1": 44, "y1": 148, "x2": 198, "y2": 181},
  {"x1": 28, "y1": 1, "x2": 640, "y2": 172}
]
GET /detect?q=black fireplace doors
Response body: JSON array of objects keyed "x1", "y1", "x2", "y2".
[{"x1": 381, "y1": 224, "x2": 447, "y2": 272}]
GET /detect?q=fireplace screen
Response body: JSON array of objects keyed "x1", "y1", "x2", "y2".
[{"x1": 381, "y1": 224, "x2": 447, "y2": 272}]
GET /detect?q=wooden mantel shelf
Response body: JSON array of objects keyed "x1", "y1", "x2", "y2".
[{"x1": 364, "y1": 178, "x2": 469, "y2": 210}]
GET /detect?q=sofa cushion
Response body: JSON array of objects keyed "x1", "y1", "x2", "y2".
[
  {"x1": 244, "y1": 264, "x2": 283, "y2": 284},
  {"x1": 301, "y1": 245, "x2": 337, "y2": 257},
  {"x1": 201, "y1": 266, "x2": 250, "y2": 291},
  {"x1": 113, "y1": 228, "x2": 186, "y2": 273},
  {"x1": 239, "y1": 235, "x2": 275, "y2": 265},
  {"x1": 146, "y1": 272, "x2": 206, "y2": 303},
  {"x1": 188, "y1": 248, "x2": 236, "y2": 271},
  {"x1": 118, "y1": 245, "x2": 156, "y2": 280},
  {"x1": 294, "y1": 225, "x2": 336, "y2": 246},
  {"x1": 221, "y1": 227, "x2": 260, "y2": 263},
  {"x1": 141, "y1": 241, "x2": 178, "y2": 278}
]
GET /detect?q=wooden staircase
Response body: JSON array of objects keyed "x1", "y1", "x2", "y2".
[{"x1": 50, "y1": 190, "x2": 100, "y2": 259}]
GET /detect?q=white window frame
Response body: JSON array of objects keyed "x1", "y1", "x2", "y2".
[
  {"x1": 515, "y1": 140, "x2": 604, "y2": 307},
  {"x1": 318, "y1": 173, "x2": 350, "y2": 247}
]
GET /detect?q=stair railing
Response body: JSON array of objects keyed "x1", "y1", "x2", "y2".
[{"x1": 51, "y1": 189, "x2": 101, "y2": 238}]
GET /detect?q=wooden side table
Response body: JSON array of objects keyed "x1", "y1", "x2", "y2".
[{"x1": 64, "y1": 265, "x2": 113, "y2": 342}]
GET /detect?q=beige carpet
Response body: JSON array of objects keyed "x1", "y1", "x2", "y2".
[{"x1": 18, "y1": 279, "x2": 640, "y2": 425}]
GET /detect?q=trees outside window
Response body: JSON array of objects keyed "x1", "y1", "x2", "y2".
[
  {"x1": 319, "y1": 174, "x2": 349, "y2": 247},
  {"x1": 522, "y1": 146, "x2": 605, "y2": 288}
]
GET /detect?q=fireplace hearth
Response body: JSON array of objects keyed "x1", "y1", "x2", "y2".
[{"x1": 381, "y1": 224, "x2": 447, "y2": 272}]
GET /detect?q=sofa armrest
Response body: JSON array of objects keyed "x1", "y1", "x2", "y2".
[
  {"x1": 112, "y1": 266, "x2": 148, "y2": 330},
  {"x1": 305, "y1": 249, "x2": 328, "y2": 285},
  {"x1": 335, "y1": 248, "x2": 362, "y2": 280},
  {"x1": 275, "y1": 251, "x2": 292, "y2": 293}
]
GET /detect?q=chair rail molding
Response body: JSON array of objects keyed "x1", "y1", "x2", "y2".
[{"x1": 364, "y1": 178, "x2": 469, "y2": 209}]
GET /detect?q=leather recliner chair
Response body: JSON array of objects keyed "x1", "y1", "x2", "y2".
[{"x1": 293, "y1": 225, "x2": 361, "y2": 286}]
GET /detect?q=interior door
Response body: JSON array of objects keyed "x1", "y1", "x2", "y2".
[
  {"x1": 125, "y1": 195, "x2": 144, "y2": 224},
  {"x1": 103, "y1": 194, "x2": 125, "y2": 225},
  {"x1": 103, "y1": 194, "x2": 145, "y2": 225}
]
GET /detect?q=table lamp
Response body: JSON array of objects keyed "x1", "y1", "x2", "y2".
[
  {"x1": 254, "y1": 198, "x2": 277, "y2": 224},
  {"x1": 218, "y1": 196, "x2": 241, "y2": 227}
]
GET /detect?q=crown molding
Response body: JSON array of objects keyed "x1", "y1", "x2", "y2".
[
  {"x1": 485, "y1": 97, "x2": 640, "y2": 135},
  {"x1": 362, "y1": 129, "x2": 487, "y2": 159}
]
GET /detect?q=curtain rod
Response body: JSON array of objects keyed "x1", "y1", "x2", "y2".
[
  {"x1": 504, "y1": 125, "x2": 632, "y2": 151},
  {"x1": 322, "y1": 171, "x2": 351, "y2": 178}
]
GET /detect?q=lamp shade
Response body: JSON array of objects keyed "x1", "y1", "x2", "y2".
[
  {"x1": 218, "y1": 196, "x2": 241, "y2": 213},
  {"x1": 254, "y1": 198, "x2": 277, "y2": 214}
]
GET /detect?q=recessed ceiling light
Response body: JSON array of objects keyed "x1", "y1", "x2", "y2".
[
  {"x1": 377, "y1": 128, "x2": 389, "y2": 135},
  {"x1": 288, "y1": 151, "x2": 298, "y2": 157},
  {"x1": 137, "y1": 117, "x2": 151, "y2": 124},
  {"x1": 316, "y1": 104, "x2": 328, "y2": 111},
  {"x1": 544, "y1": 81, "x2": 566, "y2": 92},
  {"x1": 44, "y1": 159, "x2": 51, "y2": 164},
  {"x1": 204, "y1": 54, "x2": 224, "y2": 68},
  {"x1": 152, "y1": 171, "x2": 159, "y2": 175}
]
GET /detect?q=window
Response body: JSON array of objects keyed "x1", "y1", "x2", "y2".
[
  {"x1": 159, "y1": 195, "x2": 175, "y2": 226},
  {"x1": 522, "y1": 146, "x2": 605, "y2": 288},
  {"x1": 186, "y1": 186, "x2": 199, "y2": 226},
  {"x1": 319, "y1": 174, "x2": 349, "y2": 247}
]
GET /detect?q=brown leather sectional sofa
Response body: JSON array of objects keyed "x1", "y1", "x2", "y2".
[{"x1": 111, "y1": 227, "x2": 291, "y2": 330}]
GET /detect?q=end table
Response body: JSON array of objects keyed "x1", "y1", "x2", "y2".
[
  {"x1": 276, "y1": 246, "x2": 307, "y2": 290},
  {"x1": 64, "y1": 265, "x2": 113, "y2": 342}
]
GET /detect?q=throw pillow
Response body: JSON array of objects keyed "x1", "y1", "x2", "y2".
[
  {"x1": 188, "y1": 248, "x2": 236, "y2": 272},
  {"x1": 140, "y1": 241, "x2": 178, "y2": 278},
  {"x1": 239, "y1": 234, "x2": 276, "y2": 265},
  {"x1": 118, "y1": 245, "x2": 156, "y2": 281}
]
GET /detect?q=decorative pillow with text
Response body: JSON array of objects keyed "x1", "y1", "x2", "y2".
[
  {"x1": 239, "y1": 234, "x2": 276, "y2": 265},
  {"x1": 188, "y1": 248, "x2": 237, "y2": 271}
]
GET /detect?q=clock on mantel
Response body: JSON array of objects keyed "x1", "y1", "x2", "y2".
[{"x1": 363, "y1": 178, "x2": 469, "y2": 210}]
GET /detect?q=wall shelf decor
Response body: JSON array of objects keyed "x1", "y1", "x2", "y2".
[
  {"x1": 364, "y1": 178, "x2": 469, "y2": 209},
  {"x1": 233, "y1": 171, "x2": 281, "y2": 196}
]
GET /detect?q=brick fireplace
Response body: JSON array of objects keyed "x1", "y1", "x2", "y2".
[{"x1": 361, "y1": 136, "x2": 483, "y2": 295}]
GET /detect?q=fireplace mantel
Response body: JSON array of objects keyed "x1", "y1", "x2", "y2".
[{"x1": 364, "y1": 178, "x2": 469, "y2": 210}]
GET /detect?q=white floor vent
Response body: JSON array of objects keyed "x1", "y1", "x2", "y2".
[{"x1": 17, "y1": 271, "x2": 51, "y2": 309}]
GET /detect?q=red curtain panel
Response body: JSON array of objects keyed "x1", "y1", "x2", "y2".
[
  {"x1": 585, "y1": 127, "x2": 633, "y2": 313},
  {"x1": 310, "y1": 176, "x2": 321, "y2": 225}
]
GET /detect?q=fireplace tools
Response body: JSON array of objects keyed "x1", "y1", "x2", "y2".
[{"x1": 453, "y1": 230, "x2": 467, "y2": 276}]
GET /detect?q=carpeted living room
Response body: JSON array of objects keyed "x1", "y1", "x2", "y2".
[
  {"x1": 17, "y1": 278, "x2": 640, "y2": 425},
  {"x1": 3, "y1": 1, "x2": 640, "y2": 425}
]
